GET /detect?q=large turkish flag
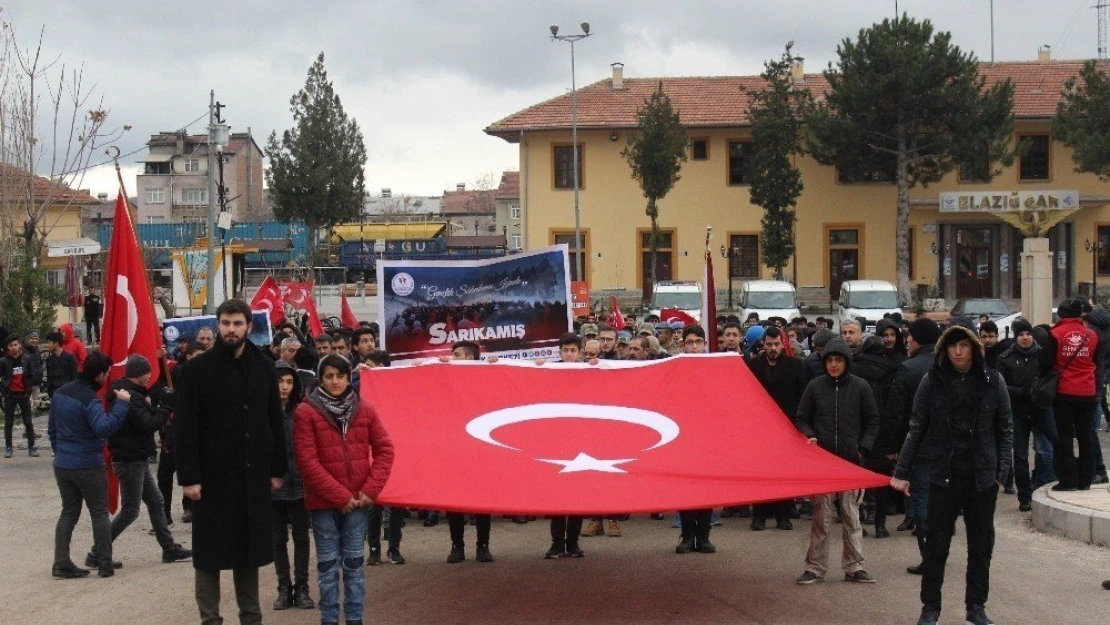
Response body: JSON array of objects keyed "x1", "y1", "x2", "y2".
[{"x1": 361, "y1": 353, "x2": 888, "y2": 515}]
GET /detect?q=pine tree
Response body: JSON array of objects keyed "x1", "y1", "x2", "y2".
[
  {"x1": 807, "y1": 16, "x2": 1016, "y2": 304},
  {"x1": 266, "y1": 52, "x2": 367, "y2": 274},
  {"x1": 1055, "y1": 60, "x2": 1110, "y2": 180},
  {"x1": 746, "y1": 43, "x2": 813, "y2": 280},
  {"x1": 622, "y1": 83, "x2": 688, "y2": 301}
]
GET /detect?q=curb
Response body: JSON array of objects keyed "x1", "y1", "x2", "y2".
[{"x1": 1031, "y1": 485, "x2": 1110, "y2": 547}]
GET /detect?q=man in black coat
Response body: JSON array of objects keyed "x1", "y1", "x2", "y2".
[
  {"x1": 891, "y1": 325, "x2": 1013, "y2": 625},
  {"x1": 747, "y1": 326, "x2": 807, "y2": 531},
  {"x1": 176, "y1": 299, "x2": 287, "y2": 625}
]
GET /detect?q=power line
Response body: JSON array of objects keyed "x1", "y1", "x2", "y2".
[{"x1": 59, "y1": 110, "x2": 210, "y2": 177}]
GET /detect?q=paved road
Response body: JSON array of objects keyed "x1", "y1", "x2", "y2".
[{"x1": 3, "y1": 430, "x2": 1108, "y2": 625}]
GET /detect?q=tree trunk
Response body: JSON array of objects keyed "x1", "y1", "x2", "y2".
[
  {"x1": 895, "y1": 121, "x2": 913, "y2": 308},
  {"x1": 648, "y1": 202, "x2": 659, "y2": 305},
  {"x1": 306, "y1": 225, "x2": 317, "y2": 281}
]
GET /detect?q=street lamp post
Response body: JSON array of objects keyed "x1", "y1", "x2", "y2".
[
  {"x1": 720, "y1": 245, "x2": 737, "y2": 310},
  {"x1": 1085, "y1": 237, "x2": 1100, "y2": 302},
  {"x1": 550, "y1": 22, "x2": 592, "y2": 283}
]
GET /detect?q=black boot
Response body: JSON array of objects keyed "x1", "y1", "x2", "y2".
[
  {"x1": 447, "y1": 543, "x2": 465, "y2": 564},
  {"x1": 292, "y1": 581, "x2": 315, "y2": 609},
  {"x1": 476, "y1": 543, "x2": 494, "y2": 563},
  {"x1": 874, "y1": 524, "x2": 890, "y2": 539},
  {"x1": 273, "y1": 582, "x2": 293, "y2": 610},
  {"x1": 675, "y1": 536, "x2": 695, "y2": 554}
]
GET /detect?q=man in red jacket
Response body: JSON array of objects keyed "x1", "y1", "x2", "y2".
[{"x1": 1048, "y1": 298, "x2": 1100, "y2": 491}]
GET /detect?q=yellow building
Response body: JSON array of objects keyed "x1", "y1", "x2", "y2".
[{"x1": 485, "y1": 58, "x2": 1110, "y2": 307}]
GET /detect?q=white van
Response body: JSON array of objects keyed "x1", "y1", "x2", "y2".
[
  {"x1": 837, "y1": 280, "x2": 901, "y2": 332},
  {"x1": 738, "y1": 280, "x2": 800, "y2": 324},
  {"x1": 648, "y1": 281, "x2": 703, "y2": 322}
]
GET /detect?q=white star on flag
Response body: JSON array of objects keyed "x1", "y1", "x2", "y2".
[{"x1": 536, "y1": 452, "x2": 636, "y2": 474}]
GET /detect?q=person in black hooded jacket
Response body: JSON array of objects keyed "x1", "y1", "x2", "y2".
[
  {"x1": 1082, "y1": 305, "x2": 1110, "y2": 484},
  {"x1": 891, "y1": 325, "x2": 1013, "y2": 625},
  {"x1": 853, "y1": 324, "x2": 904, "y2": 538}
]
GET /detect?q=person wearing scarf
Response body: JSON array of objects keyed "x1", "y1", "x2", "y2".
[{"x1": 294, "y1": 354, "x2": 394, "y2": 625}]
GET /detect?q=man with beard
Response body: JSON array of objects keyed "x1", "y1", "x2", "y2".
[
  {"x1": 840, "y1": 319, "x2": 864, "y2": 352},
  {"x1": 597, "y1": 325, "x2": 620, "y2": 360},
  {"x1": 747, "y1": 327, "x2": 807, "y2": 531},
  {"x1": 674, "y1": 326, "x2": 717, "y2": 554},
  {"x1": 175, "y1": 299, "x2": 287, "y2": 625}
]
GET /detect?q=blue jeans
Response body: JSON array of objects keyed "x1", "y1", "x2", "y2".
[
  {"x1": 310, "y1": 508, "x2": 368, "y2": 623},
  {"x1": 1014, "y1": 410, "x2": 1057, "y2": 503},
  {"x1": 1093, "y1": 404, "x2": 1106, "y2": 475},
  {"x1": 909, "y1": 459, "x2": 930, "y2": 559}
]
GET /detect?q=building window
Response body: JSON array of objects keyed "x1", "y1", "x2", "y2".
[
  {"x1": 691, "y1": 138, "x2": 709, "y2": 161},
  {"x1": 827, "y1": 226, "x2": 862, "y2": 300},
  {"x1": 147, "y1": 216, "x2": 165, "y2": 224},
  {"x1": 553, "y1": 231, "x2": 588, "y2": 282},
  {"x1": 181, "y1": 216, "x2": 205, "y2": 224},
  {"x1": 1019, "y1": 134, "x2": 1050, "y2": 180},
  {"x1": 639, "y1": 229, "x2": 676, "y2": 296},
  {"x1": 729, "y1": 234, "x2": 760, "y2": 279},
  {"x1": 553, "y1": 144, "x2": 584, "y2": 189},
  {"x1": 1098, "y1": 226, "x2": 1110, "y2": 276},
  {"x1": 146, "y1": 188, "x2": 165, "y2": 204},
  {"x1": 145, "y1": 162, "x2": 170, "y2": 175},
  {"x1": 183, "y1": 158, "x2": 201, "y2": 173},
  {"x1": 509, "y1": 203, "x2": 521, "y2": 220},
  {"x1": 181, "y1": 188, "x2": 208, "y2": 204},
  {"x1": 958, "y1": 151, "x2": 991, "y2": 183},
  {"x1": 837, "y1": 163, "x2": 895, "y2": 183},
  {"x1": 727, "y1": 141, "x2": 753, "y2": 185},
  {"x1": 510, "y1": 234, "x2": 521, "y2": 250},
  {"x1": 45, "y1": 269, "x2": 64, "y2": 289}
]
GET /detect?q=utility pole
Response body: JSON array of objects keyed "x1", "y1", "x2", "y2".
[
  {"x1": 551, "y1": 23, "x2": 592, "y2": 283},
  {"x1": 205, "y1": 92, "x2": 228, "y2": 313},
  {"x1": 1098, "y1": 2, "x2": 1109, "y2": 60}
]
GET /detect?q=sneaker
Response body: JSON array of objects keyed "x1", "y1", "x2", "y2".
[
  {"x1": 162, "y1": 543, "x2": 192, "y2": 563},
  {"x1": 475, "y1": 543, "x2": 494, "y2": 563},
  {"x1": 796, "y1": 571, "x2": 823, "y2": 585},
  {"x1": 51, "y1": 563, "x2": 90, "y2": 579},
  {"x1": 845, "y1": 570, "x2": 876, "y2": 583},
  {"x1": 907, "y1": 563, "x2": 924, "y2": 575},
  {"x1": 916, "y1": 605, "x2": 941, "y2": 625},
  {"x1": 695, "y1": 539, "x2": 716, "y2": 553},
  {"x1": 97, "y1": 566, "x2": 114, "y2": 578},
  {"x1": 1103, "y1": 580, "x2": 1110, "y2": 590},
  {"x1": 606, "y1": 520, "x2": 622, "y2": 537},
  {"x1": 386, "y1": 548, "x2": 406, "y2": 565},
  {"x1": 1019, "y1": 501, "x2": 1032, "y2": 512},
  {"x1": 896, "y1": 517, "x2": 916, "y2": 532},
  {"x1": 675, "y1": 537, "x2": 694, "y2": 554},
  {"x1": 544, "y1": 543, "x2": 565, "y2": 559},
  {"x1": 563, "y1": 544, "x2": 585, "y2": 558},
  {"x1": 181, "y1": 510, "x2": 193, "y2": 523},
  {"x1": 874, "y1": 525, "x2": 890, "y2": 539},
  {"x1": 965, "y1": 603, "x2": 994, "y2": 625},
  {"x1": 580, "y1": 519, "x2": 604, "y2": 537},
  {"x1": 3, "y1": 447, "x2": 11, "y2": 458},
  {"x1": 447, "y1": 544, "x2": 465, "y2": 564},
  {"x1": 85, "y1": 553, "x2": 122, "y2": 569},
  {"x1": 775, "y1": 518, "x2": 794, "y2": 531},
  {"x1": 1093, "y1": 472, "x2": 1109, "y2": 485},
  {"x1": 367, "y1": 546, "x2": 381, "y2": 566},
  {"x1": 28, "y1": 447, "x2": 39, "y2": 457}
]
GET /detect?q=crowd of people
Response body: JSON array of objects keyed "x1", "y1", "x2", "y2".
[{"x1": 9, "y1": 292, "x2": 1110, "y2": 625}]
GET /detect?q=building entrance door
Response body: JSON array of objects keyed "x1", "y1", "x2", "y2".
[{"x1": 955, "y1": 226, "x2": 995, "y2": 299}]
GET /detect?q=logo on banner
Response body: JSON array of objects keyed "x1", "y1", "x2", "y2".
[
  {"x1": 163, "y1": 325, "x2": 180, "y2": 342},
  {"x1": 465, "y1": 403, "x2": 680, "y2": 473},
  {"x1": 391, "y1": 272, "x2": 415, "y2": 297}
]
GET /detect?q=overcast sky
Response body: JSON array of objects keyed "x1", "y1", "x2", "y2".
[{"x1": 7, "y1": 0, "x2": 1100, "y2": 199}]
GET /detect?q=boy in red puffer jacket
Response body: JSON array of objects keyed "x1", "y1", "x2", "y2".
[{"x1": 294, "y1": 354, "x2": 393, "y2": 625}]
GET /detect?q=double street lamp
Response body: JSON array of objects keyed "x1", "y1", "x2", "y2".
[
  {"x1": 1085, "y1": 237, "x2": 1101, "y2": 301},
  {"x1": 550, "y1": 22, "x2": 592, "y2": 282}
]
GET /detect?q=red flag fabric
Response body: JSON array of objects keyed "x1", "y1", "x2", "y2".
[
  {"x1": 361, "y1": 354, "x2": 888, "y2": 515},
  {"x1": 100, "y1": 192, "x2": 162, "y2": 513},
  {"x1": 250, "y1": 276, "x2": 285, "y2": 327},
  {"x1": 340, "y1": 289, "x2": 360, "y2": 330},
  {"x1": 702, "y1": 249, "x2": 719, "y2": 352},
  {"x1": 610, "y1": 296, "x2": 626, "y2": 330},
  {"x1": 303, "y1": 292, "x2": 325, "y2": 338},
  {"x1": 660, "y1": 308, "x2": 698, "y2": 327},
  {"x1": 280, "y1": 280, "x2": 314, "y2": 308}
]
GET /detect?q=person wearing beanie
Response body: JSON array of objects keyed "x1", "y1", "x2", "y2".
[
  {"x1": 882, "y1": 317, "x2": 941, "y2": 566},
  {"x1": 891, "y1": 325, "x2": 1013, "y2": 625},
  {"x1": 1082, "y1": 305, "x2": 1110, "y2": 485},
  {"x1": 804, "y1": 328, "x2": 836, "y2": 380},
  {"x1": 91, "y1": 354, "x2": 192, "y2": 570},
  {"x1": 794, "y1": 337, "x2": 880, "y2": 585},
  {"x1": 997, "y1": 318, "x2": 1057, "y2": 511},
  {"x1": 1046, "y1": 298, "x2": 1101, "y2": 491},
  {"x1": 49, "y1": 352, "x2": 133, "y2": 579}
]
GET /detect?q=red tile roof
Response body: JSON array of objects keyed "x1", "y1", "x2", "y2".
[
  {"x1": 441, "y1": 189, "x2": 496, "y2": 215},
  {"x1": 486, "y1": 60, "x2": 1106, "y2": 141},
  {"x1": 495, "y1": 171, "x2": 519, "y2": 200},
  {"x1": 0, "y1": 163, "x2": 97, "y2": 204}
]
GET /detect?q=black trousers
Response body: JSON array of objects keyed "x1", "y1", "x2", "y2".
[
  {"x1": 1053, "y1": 396, "x2": 1096, "y2": 489},
  {"x1": 156, "y1": 450, "x2": 191, "y2": 520},
  {"x1": 549, "y1": 516, "x2": 583, "y2": 547},
  {"x1": 195, "y1": 566, "x2": 261, "y2": 625},
  {"x1": 921, "y1": 474, "x2": 998, "y2": 611},
  {"x1": 271, "y1": 499, "x2": 310, "y2": 586},
  {"x1": 3, "y1": 394, "x2": 33, "y2": 448},
  {"x1": 679, "y1": 509, "x2": 713, "y2": 540},
  {"x1": 752, "y1": 501, "x2": 793, "y2": 522},
  {"x1": 54, "y1": 466, "x2": 111, "y2": 568},
  {"x1": 446, "y1": 512, "x2": 491, "y2": 546},
  {"x1": 86, "y1": 318, "x2": 100, "y2": 345},
  {"x1": 367, "y1": 504, "x2": 401, "y2": 549}
]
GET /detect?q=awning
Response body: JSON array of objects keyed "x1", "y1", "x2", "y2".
[
  {"x1": 45, "y1": 237, "x2": 101, "y2": 257},
  {"x1": 137, "y1": 153, "x2": 173, "y2": 163},
  {"x1": 331, "y1": 222, "x2": 447, "y2": 241}
]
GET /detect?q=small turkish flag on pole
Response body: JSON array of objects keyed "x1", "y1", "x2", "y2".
[
  {"x1": 303, "y1": 290, "x2": 325, "y2": 338},
  {"x1": 610, "y1": 296, "x2": 626, "y2": 330},
  {"x1": 703, "y1": 245, "x2": 718, "y2": 352},
  {"x1": 250, "y1": 275, "x2": 285, "y2": 327},
  {"x1": 340, "y1": 288, "x2": 360, "y2": 330},
  {"x1": 100, "y1": 191, "x2": 163, "y2": 513}
]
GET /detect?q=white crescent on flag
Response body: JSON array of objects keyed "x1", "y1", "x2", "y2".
[{"x1": 113, "y1": 275, "x2": 139, "y2": 367}]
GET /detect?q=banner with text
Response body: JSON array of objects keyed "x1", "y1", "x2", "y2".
[
  {"x1": 161, "y1": 310, "x2": 273, "y2": 349},
  {"x1": 377, "y1": 245, "x2": 573, "y2": 361}
]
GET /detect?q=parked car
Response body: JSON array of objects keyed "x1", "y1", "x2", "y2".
[
  {"x1": 950, "y1": 298, "x2": 1011, "y2": 320},
  {"x1": 837, "y1": 280, "x2": 901, "y2": 333},
  {"x1": 738, "y1": 280, "x2": 800, "y2": 325},
  {"x1": 648, "y1": 281, "x2": 703, "y2": 322}
]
